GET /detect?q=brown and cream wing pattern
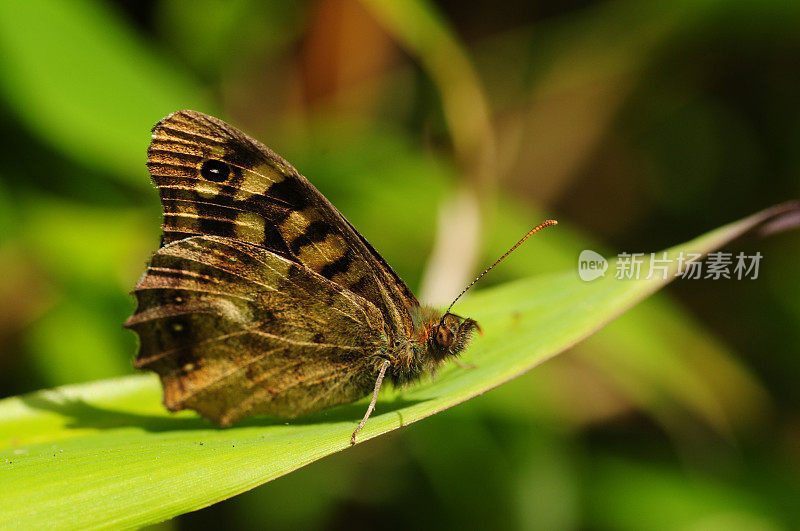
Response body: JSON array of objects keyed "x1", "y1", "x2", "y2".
[
  {"x1": 125, "y1": 235, "x2": 388, "y2": 425},
  {"x1": 146, "y1": 110, "x2": 418, "y2": 338}
]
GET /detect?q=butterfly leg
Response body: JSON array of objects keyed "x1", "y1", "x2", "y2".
[
  {"x1": 351, "y1": 359, "x2": 391, "y2": 446},
  {"x1": 452, "y1": 359, "x2": 477, "y2": 370}
]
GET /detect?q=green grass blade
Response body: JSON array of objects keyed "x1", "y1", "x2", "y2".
[{"x1": 0, "y1": 203, "x2": 796, "y2": 529}]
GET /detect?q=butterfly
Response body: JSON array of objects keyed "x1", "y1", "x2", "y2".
[{"x1": 125, "y1": 110, "x2": 556, "y2": 444}]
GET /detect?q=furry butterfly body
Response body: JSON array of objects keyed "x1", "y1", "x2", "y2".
[{"x1": 125, "y1": 111, "x2": 479, "y2": 442}]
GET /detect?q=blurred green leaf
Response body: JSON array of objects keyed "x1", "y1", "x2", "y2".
[
  {"x1": 588, "y1": 456, "x2": 780, "y2": 531},
  {"x1": 480, "y1": 198, "x2": 769, "y2": 436},
  {"x1": 0, "y1": 203, "x2": 795, "y2": 528},
  {"x1": 155, "y1": 0, "x2": 303, "y2": 77},
  {"x1": 0, "y1": 181, "x2": 14, "y2": 245},
  {"x1": 0, "y1": 0, "x2": 208, "y2": 186},
  {"x1": 21, "y1": 197, "x2": 156, "y2": 293},
  {"x1": 26, "y1": 301, "x2": 132, "y2": 385},
  {"x1": 360, "y1": 0, "x2": 493, "y2": 181}
]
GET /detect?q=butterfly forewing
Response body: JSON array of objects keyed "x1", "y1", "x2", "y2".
[
  {"x1": 147, "y1": 110, "x2": 417, "y2": 337},
  {"x1": 127, "y1": 111, "x2": 486, "y2": 437},
  {"x1": 126, "y1": 236, "x2": 388, "y2": 425}
]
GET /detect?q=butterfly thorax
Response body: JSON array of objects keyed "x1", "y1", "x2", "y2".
[{"x1": 387, "y1": 306, "x2": 480, "y2": 386}]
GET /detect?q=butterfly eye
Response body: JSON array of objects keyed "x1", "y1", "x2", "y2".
[
  {"x1": 200, "y1": 159, "x2": 230, "y2": 182},
  {"x1": 435, "y1": 326, "x2": 453, "y2": 348}
]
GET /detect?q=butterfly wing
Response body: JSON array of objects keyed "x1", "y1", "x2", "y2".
[
  {"x1": 147, "y1": 110, "x2": 417, "y2": 339},
  {"x1": 125, "y1": 236, "x2": 388, "y2": 425}
]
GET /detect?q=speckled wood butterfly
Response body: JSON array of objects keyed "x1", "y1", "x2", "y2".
[{"x1": 125, "y1": 110, "x2": 556, "y2": 444}]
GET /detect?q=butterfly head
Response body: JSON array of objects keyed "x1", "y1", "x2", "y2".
[
  {"x1": 429, "y1": 313, "x2": 481, "y2": 361},
  {"x1": 427, "y1": 219, "x2": 558, "y2": 362}
]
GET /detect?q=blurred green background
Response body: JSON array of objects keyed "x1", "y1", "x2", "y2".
[{"x1": 1, "y1": 0, "x2": 799, "y2": 529}]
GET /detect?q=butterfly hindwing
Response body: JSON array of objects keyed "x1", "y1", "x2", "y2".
[
  {"x1": 125, "y1": 236, "x2": 388, "y2": 425},
  {"x1": 147, "y1": 110, "x2": 417, "y2": 337}
]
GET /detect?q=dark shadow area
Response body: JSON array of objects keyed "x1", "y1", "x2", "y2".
[{"x1": 18, "y1": 392, "x2": 424, "y2": 434}]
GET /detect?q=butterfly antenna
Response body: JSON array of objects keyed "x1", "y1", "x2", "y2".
[{"x1": 443, "y1": 219, "x2": 558, "y2": 316}]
